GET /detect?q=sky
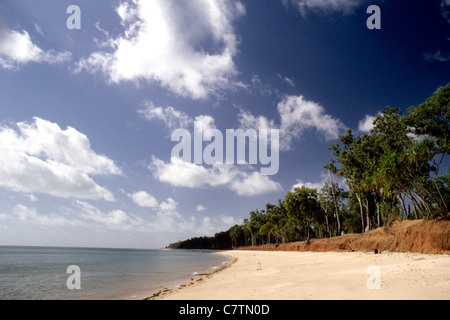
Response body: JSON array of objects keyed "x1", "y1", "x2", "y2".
[{"x1": 0, "y1": 0, "x2": 449, "y2": 249}]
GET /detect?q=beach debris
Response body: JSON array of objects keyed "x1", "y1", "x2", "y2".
[{"x1": 257, "y1": 260, "x2": 262, "y2": 271}]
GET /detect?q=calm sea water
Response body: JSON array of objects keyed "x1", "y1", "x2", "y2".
[{"x1": 0, "y1": 246, "x2": 230, "y2": 300}]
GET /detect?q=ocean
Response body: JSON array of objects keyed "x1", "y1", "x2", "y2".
[{"x1": 0, "y1": 246, "x2": 230, "y2": 300}]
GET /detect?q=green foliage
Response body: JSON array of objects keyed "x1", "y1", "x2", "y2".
[
  {"x1": 405, "y1": 84, "x2": 449, "y2": 155},
  {"x1": 285, "y1": 186, "x2": 319, "y2": 241}
]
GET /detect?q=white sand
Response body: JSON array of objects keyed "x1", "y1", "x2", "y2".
[{"x1": 153, "y1": 250, "x2": 450, "y2": 300}]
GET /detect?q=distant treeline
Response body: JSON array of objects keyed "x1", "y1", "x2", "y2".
[{"x1": 168, "y1": 84, "x2": 450, "y2": 250}]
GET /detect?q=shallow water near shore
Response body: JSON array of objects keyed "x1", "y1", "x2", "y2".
[{"x1": 0, "y1": 246, "x2": 230, "y2": 300}]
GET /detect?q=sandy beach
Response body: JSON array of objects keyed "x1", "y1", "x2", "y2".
[{"x1": 151, "y1": 250, "x2": 450, "y2": 300}]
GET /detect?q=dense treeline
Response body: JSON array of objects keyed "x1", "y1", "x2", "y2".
[{"x1": 168, "y1": 85, "x2": 449, "y2": 250}]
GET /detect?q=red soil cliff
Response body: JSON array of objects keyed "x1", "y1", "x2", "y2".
[{"x1": 238, "y1": 219, "x2": 450, "y2": 254}]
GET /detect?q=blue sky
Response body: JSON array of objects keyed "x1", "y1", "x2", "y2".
[{"x1": 0, "y1": 0, "x2": 449, "y2": 249}]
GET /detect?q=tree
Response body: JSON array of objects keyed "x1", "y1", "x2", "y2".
[
  {"x1": 229, "y1": 224, "x2": 245, "y2": 248},
  {"x1": 284, "y1": 186, "x2": 319, "y2": 242},
  {"x1": 244, "y1": 209, "x2": 265, "y2": 246},
  {"x1": 404, "y1": 85, "x2": 449, "y2": 216},
  {"x1": 329, "y1": 130, "x2": 375, "y2": 232},
  {"x1": 405, "y1": 84, "x2": 449, "y2": 155}
]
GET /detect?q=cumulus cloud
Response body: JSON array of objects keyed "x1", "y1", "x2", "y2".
[
  {"x1": 76, "y1": 0, "x2": 245, "y2": 99},
  {"x1": 128, "y1": 191, "x2": 159, "y2": 208},
  {"x1": 138, "y1": 101, "x2": 193, "y2": 130},
  {"x1": 282, "y1": 0, "x2": 365, "y2": 15},
  {"x1": 149, "y1": 156, "x2": 282, "y2": 196},
  {"x1": 196, "y1": 205, "x2": 207, "y2": 211},
  {"x1": 358, "y1": 114, "x2": 376, "y2": 133},
  {"x1": 239, "y1": 95, "x2": 346, "y2": 151},
  {"x1": 292, "y1": 179, "x2": 324, "y2": 191},
  {"x1": 278, "y1": 95, "x2": 346, "y2": 149},
  {"x1": 230, "y1": 171, "x2": 284, "y2": 196},
  {"x1": 0, "y1": 117, "x2": 122, "y2": 201},
  {"x1": 138, "y1": 102, "x2": 218, "y2": 139},
  {"x1": 0, "y1": 24, "x2": 71, "y2": 70},
  {"x1": 238, "y1": 95, "x2": 346, "y2": 150},
  {"x1": 159, "y1": 197, "x2": 179, "y2": 212},
  {"x1": 292, "y1": 171, "x2": 347, "y2": 192}
]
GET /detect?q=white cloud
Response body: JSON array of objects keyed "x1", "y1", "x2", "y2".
[
  {"x1": 3, "y1": 196, "x2": 241, "y2": 245},
  {"x1": 0, "y1": 117, "x2": 122, "y2": 201},
  {"x1": 193, "y1": 214, "x2": 240, "y2": 236},
  {"x1": 283, "y1": 0, "x2": 364, "y2": 15},
  {"x1": 4, "y1": 198, "x2": 238, "y2": 239},
  {"x1": 138, "y1": 103, "x2": 218, "y2": 138},
  {"x1": 358, "y1": 114, "x2": 376, "y2": 133},
  {"x1": 150, "y1": 156, "x2": 282, "y2": 196},
  {"x1": 128, "y1": 191, "x2": 159, "y2": 208},
  {"x1": 0, "y1": 25, "x2": 70, "y2": 70},
  {"x1": 76, "y1": 0, "x2": 245, "y2": 99},
  {"x1": 13, "y1": 204, "x2": 84, "y2": 227},
  {"x1": 230, "y1": 171, "x2": 283, "y2": 196},
  {"x1": 278, "y1": 95, "x2": 346, "y2": 150},
  {"x1": 292, "y1": 171, "x2": 348, "y2": 192},
  {"x1": 196, "y1": 205, "x2": 207, "y2": 211},
  {"x1": 76, "y1": 201, "x2": 145, "y2": 231},
  {"x1": 194, "y1": 114, "x2": 218, "y2": 140},
  {"x1": 150, "y1": 156, "x2": 234, "y2": 188},
  {"x1": 26, "y1": 194, "x2": 38, "y2": 202},
  {"x1": 238, "y1": 95, "x2": 346, "y2": 151},
  {"x1": 292, "y1": 179, "x2": 324, "y2": 191},
  {"x1": 238, "y1": 107, "x2": 276, "y2": 131},
  {"x1": 33, "y1": 23, "x2": 44, "y2": 36},
  {"x1": 237, "y1": 106, "x2": 279, "y2": 151},
  {"x1": 138, "y1": 101, "x2": 193, "y2": 129},
  {"x1": 159, "y1": 197, "x2": 179, "y2": 212},
  {"x1": 145, "y1": 195, "x2": 238, "y2": 236},
  {"x1": 4, "y1": 203, "x2": 145, "y2": 230}
]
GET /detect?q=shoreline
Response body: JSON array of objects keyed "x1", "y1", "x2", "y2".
[
  {"x1": 144, "y1": 252, "x2": 237, "y2": 300},
  {"x1": 86, "y1": 249, "x2": 234, "y2": 300},
  {"x1": 149, "y1": 250, "x2": 450, "y2": 300}
]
